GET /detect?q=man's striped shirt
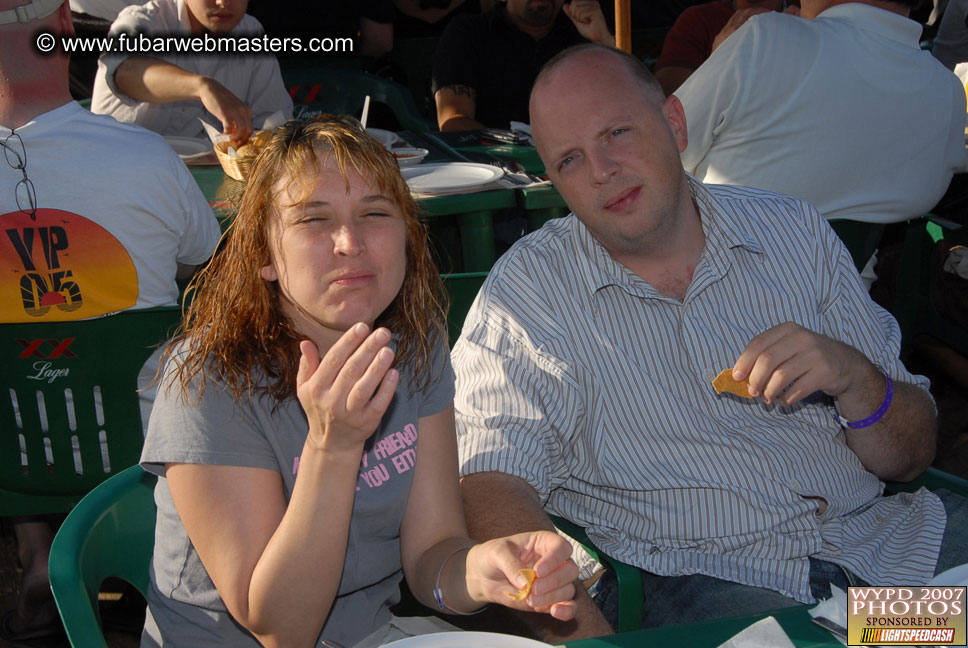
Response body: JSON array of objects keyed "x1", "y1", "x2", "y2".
[{"x1": 453, "y1": 178, "x2": 944, "y2": 603}]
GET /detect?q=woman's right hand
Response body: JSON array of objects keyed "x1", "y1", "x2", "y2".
[{"x1": 296, "y1": 323, "x2": 399, "y2": 454}]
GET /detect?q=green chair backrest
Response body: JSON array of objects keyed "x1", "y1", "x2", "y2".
[
  {"x1": 829, "y1": 219, "x2": 886, "y2": 273},
  {"x1": 0, "y1": 306, "x2": 181, "y2": 516},
  {"x1": 282, "y1": 67, "x2": 435, "y2": 133},
  {"x1": 442, "y1": 271, "x2": 488, "y2": 346},
  {"x1": 49, "y1": 465, "x2": 157, "y2": 648}
]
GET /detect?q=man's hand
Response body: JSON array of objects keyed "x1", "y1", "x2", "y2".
[
  {"x1": 731, "y1": 322, "x2": 876, "y2": 406},
  {"x1": 197, "y1": 77, "x2": 254, "y2": 145},
  {"x1": 563, "y1": 0, "x2": 614, "y2": 46},
  {"x1": 730, "y1": 322, "x2": 935, "y2": 481},
  {"x1": 711, "y1": 7, "x2": 772, "y2": 51}
]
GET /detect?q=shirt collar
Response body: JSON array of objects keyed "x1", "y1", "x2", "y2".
[
  {"x1": 572, "y1": 174, "x2": 764, "y2": 297},
  {"x1": 816, "y1": 3, "x2": 922, "y2": 49}
]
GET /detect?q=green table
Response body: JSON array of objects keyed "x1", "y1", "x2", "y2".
[
  {"x1": 429, "y1": 129, "x2": 574, "y2": 232},
  {"x1": 190, "y1": 165, "x2": 243, "y2": 230},
  {"x1": 564, "y1": 606, "x2": 841, "y2": 648}
]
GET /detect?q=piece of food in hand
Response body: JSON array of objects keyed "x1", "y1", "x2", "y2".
[
  {"x1": 712, "y1": 369, "x2": 753, "y2": 398},
  {"x1": 505, "y1": 568, "x2": 537, "y2": 601}
]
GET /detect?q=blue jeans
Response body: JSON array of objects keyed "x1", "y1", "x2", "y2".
[{"x1": 591, "y1": 489, "x2": 968, "y2": 629}]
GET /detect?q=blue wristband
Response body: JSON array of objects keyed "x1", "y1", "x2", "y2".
[
  {"x1": 432, "y1": 545, "x2": 488, "y2": 616},
  {"x1": 834, "y1": 372, "x2": 893, "y2": 429}
]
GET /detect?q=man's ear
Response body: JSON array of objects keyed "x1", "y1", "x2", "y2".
[{"x1": 662, "y1": 95, "x2": 689, "y2": 153}]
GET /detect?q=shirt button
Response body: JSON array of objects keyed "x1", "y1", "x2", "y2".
[
  {"x1": 791, "y1": 480, "x2": 802, "y2": 490},
  {"x1": 704, "y1": 370, "x2": 716, "y2": 382}
]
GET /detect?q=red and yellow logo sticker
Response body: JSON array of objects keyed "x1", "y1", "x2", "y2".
[{"x1": 1, "y1": 209, "x2": 137, "y2": 322}]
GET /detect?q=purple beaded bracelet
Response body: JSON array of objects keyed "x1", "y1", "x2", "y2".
[{"x1": 834, "y1": 373, "x2": 893, "y2": 429}]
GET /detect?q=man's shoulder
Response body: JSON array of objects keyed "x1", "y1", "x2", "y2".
[
  {"x1": 477, "y1": 217, "x2": 586, "y2": 311},
  {"x1": 234, "y1": 13, "x2": 266, "y2": 36},
  {"x1": 111, "y1": 0, "x2": 176, "y2": 30},
  {"x1": 63, "y1": 106, "x2": 178, "y2": 157},
  {"x1": 701, "y1": 181, "x2": 831, "y2": 244},
  {"x1": 721, "y1": 9, "x2": 811, "y2": 51},
  {"x1": 492, "y1": 217, "x2": 579, "y2": 278}
]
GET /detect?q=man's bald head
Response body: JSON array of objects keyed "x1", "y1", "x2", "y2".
[{"x1": 531, "y1": 43, "x2": 666, "y2": 118}]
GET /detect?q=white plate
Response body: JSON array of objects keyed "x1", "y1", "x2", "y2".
[
  {"x1": 366, "y1": 127, "x2": 402, "y2": 148},
  {"x1": 402, "y1": 163, "x2": 504, "y2": 193},
  {"x1": 392, "y1": 148, "x2": 429, "y2": 167},
  {"x1": 928, "y1": 563, "x2": 968, "y2": 587},
  {"x1": 164, "y1": 136, "x2": 212, "y2": 161},
  {"x1": 383, "y1": 631, "x2": 553, "y2": 648}
]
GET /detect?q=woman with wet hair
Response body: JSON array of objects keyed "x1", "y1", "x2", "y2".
[{"x1": 139, "y1": 115, "x2": 578, "y2": 648}]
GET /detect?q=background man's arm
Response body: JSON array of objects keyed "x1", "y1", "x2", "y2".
[
  {"x1": 562, "y1": 0, "x2": 614, "y2": 45},
  {"x1": 461, "y1": 472, "x2": 615, "y2": 642},
  {"x1": 114, "y1": 56, "x2": 253, "y2": 143},
  {"x1": 435, "y1": 85, "x2": 486, "y2": 131}
]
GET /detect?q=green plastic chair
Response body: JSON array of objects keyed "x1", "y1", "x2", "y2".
[
  {"x1": 282, "y1": 67, "x2": 435, "y2": 133},
  {"x1": 886, "y1": 466, "x2": 968, "y2": 498},
  {"x1": 49, "y1": 465, "x2": 157, "y2": 648},
  {"x1": 829, "y1": 219, "x2": 886, "y2": 273},
  {"x1": 892, "y1": 214, "x2": 968, "y2": 360},
  {"x1": 0, "y1": 306, "x2": 181, "y2": 516},
  {"x1": 550, "y1": 516, "x2": 644, "y2": 633},
  {"x1": 442, "y1": 271, "x2": 488, "y2": 347}
]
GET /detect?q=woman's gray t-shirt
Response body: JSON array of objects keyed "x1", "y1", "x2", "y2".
[{"x1": 139, "y1": 339, "x2": 455, "y2": 647}]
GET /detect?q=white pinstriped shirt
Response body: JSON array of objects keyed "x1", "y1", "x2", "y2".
[{"x1": 453, "y1": 177, "x2": 945, "y2": 603}]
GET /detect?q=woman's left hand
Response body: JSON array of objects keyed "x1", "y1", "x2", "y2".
[{"x1": 465, "y1": 531, "x2": 579, "y2": 620}]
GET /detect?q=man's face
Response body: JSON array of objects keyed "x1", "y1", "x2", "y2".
[
  {"x1": 506, "y1": 0, "x2": 566, "y2": 28},
  {"x1": 185, "y1": 0, "x2": 247, "y2": 34},
  {"x1": 531, "y1": 51, "x2": 690, "y2": 258}
]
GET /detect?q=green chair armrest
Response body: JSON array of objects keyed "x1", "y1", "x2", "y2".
[{"x1": 551, "y1": 516, "x2": 643, "y2": 633}]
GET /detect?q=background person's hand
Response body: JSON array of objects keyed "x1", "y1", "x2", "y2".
[
  {"x1": 198, "y1": 77, "x2": 254, "y2": 145},
  {"x1": 464, "y1": 531, "x2": 579, "y2": 620},
  {"x1": 296, "y1": 324, "x2": 399, "y2": 455},
  {"x1": 731, "y1": 322, "x2": 876, "y2": 406},
  {"x1": 563, "y1": 0, "x2": 614, "y2": 45}
]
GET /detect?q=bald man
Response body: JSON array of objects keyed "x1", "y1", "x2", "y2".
[{"x1": 451, "y1": 44, "x2": 968, "y2": 638}]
